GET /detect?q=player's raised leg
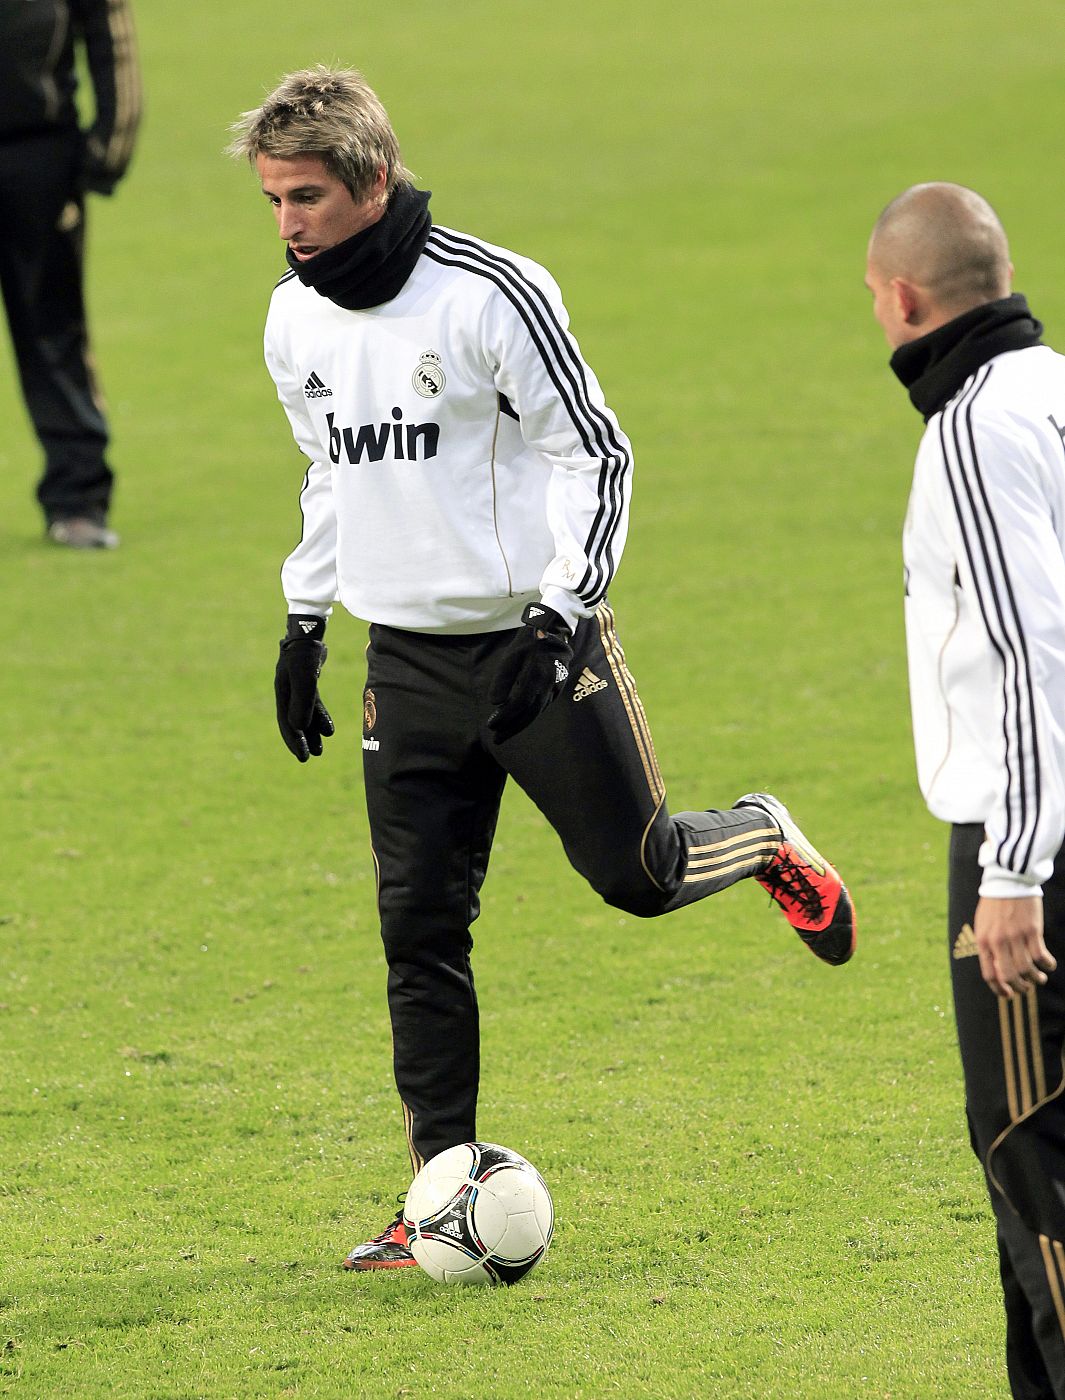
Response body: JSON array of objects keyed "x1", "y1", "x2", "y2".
[{"x1": 489, "y1": 604, "x2": 855, "y2": 964}]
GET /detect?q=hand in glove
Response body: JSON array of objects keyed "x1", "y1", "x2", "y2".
[
  {"x1": 275, "y1": 615, "x2": 335, "y2": 762},
  {"x1": 488, "y1": 603, "x2": 573, "y2": 743}
]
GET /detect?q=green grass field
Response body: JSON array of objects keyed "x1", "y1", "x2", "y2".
[{"x1": 3, "y1": 2, "x2": 1065, "y2": 1395}]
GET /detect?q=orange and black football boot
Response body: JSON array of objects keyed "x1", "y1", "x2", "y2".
[
  {"x1": 342, "y1": 1210, "x2": 418, "y2": 1271},
  {"x1": 734, "y1": 792, "x2": 856, "y2": 966}
]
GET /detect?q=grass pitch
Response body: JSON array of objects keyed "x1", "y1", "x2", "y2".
[{"x1": 3, "y1": 2, "x2": 1064, "y2": 1396}]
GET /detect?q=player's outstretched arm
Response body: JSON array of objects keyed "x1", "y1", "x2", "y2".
[{"x1": 275, "y1": 615, "x2": 334, "y2": 762}]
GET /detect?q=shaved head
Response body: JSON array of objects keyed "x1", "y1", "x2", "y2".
[{"x1": 869, "y1": 183, "x2": 1011, "y2": 314}]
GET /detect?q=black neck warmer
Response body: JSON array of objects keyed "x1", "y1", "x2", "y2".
[
  {"x1": 889, "y1": 293, "x2": 1043, "y2": 420},
  {"x1": 286, "y1": 185, "x2": 432, "y2": 310}
]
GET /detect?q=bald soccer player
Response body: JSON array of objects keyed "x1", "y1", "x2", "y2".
[{"x1": 868, "y1": 182, "x2": 1065, "y2": 1397}]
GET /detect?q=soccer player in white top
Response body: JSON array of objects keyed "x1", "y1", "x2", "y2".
[
  {"x1": 868, "y1": 182, "x2": 1065, "y2": 1397},
  {"x1": 230, "y1": 66, "x2": 856, "y2": 1271}
]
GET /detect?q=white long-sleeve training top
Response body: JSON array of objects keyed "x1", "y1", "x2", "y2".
[
  {"x1": 903, "y1": 344, "x2": 1065, "y2": 896},
  {"x1": 263, "y1": 225, "x2": 632, "y2": 635}
]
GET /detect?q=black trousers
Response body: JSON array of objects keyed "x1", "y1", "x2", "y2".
[
  {"x1": 362, "y1": 604, "x2": 780, "y2": 1170},
  {"x1": 0, "y1": 130, "x2": 113, "y2": 522},
  {"x1": 950, "y1": 824, "x2": 1065, "y2": 1399}
]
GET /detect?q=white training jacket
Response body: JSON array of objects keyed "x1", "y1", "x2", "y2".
[
  {"x1": 263, "y1": 225, "x2": 632, "y2": 636},
  {"x1": 903, "y1": 345, "x2": 1065, "y2": 897}
]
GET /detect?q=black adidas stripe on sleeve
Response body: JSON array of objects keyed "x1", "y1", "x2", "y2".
[
  {"x1": 424, "y1": 229, "x2": 629, "y2": 610},
  {"x1": 939, "y1": 365, "x2": 1042, "y2": 874}
]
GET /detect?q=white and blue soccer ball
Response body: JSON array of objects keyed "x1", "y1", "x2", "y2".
[{"x1": 402, "y1": 1141, "x2": 554, "y2": 1286}]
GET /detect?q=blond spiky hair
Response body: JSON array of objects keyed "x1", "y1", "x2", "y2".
[{"x1": 227, "y1": 65, "x2": 413, "y2": 199}]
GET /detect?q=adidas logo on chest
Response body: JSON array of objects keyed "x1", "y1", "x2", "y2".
[{"x1": 303, "y1": 371, "x2": 332, "y2": 399}]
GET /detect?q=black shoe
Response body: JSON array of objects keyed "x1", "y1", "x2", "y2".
[
  {"x1": 341, "y1": 1211, "x2": 417, "y2": 1271},
  {"x1": 734, "y1": 792, "x2": 856, "y2": 966}
]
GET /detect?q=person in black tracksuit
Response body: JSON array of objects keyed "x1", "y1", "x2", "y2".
[{"x1": 0, "y1": 0, "x2": 141, "y2": 548}]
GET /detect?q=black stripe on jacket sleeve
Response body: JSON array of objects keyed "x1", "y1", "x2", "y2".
[
  {"x1": 425, "y1": 229, "x2": 629, "y2": 609},
  {"x1": 939, "y1": 364, "x2": 1042, "y2": 873}
]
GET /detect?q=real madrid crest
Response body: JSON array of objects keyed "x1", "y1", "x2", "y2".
[
  {"x1": 412, "y1": 350, "x2": 446, "y2": 398},
  {"x1": 363, "y1": 688, "x2": 377, "y2": 732}
]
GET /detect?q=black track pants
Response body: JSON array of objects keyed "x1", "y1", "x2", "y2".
[
  {"x1": 950, "y1": 824, "x2": 1065, "y2": 1399},
  {"x1": 0, "y1": 130, "x2": 112, "y2": 521},
  {"x1": 362, "y1": 605, "x2": 780, "y2": 1169}
]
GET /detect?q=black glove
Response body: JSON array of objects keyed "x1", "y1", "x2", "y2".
[
  {"x1": 488, "y1": 603, "x2": 573, "y2": 743},
  {"x1": 275, "y1": 615, "x2": 335, "y2": 762},
  {"x1": 77, "y1": 131, "x2": 123, "y2": 196}
]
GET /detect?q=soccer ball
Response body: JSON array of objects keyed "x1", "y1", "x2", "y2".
[{"x1": 402, "y1": 1141, "x2": 554, "y2": 1286}]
